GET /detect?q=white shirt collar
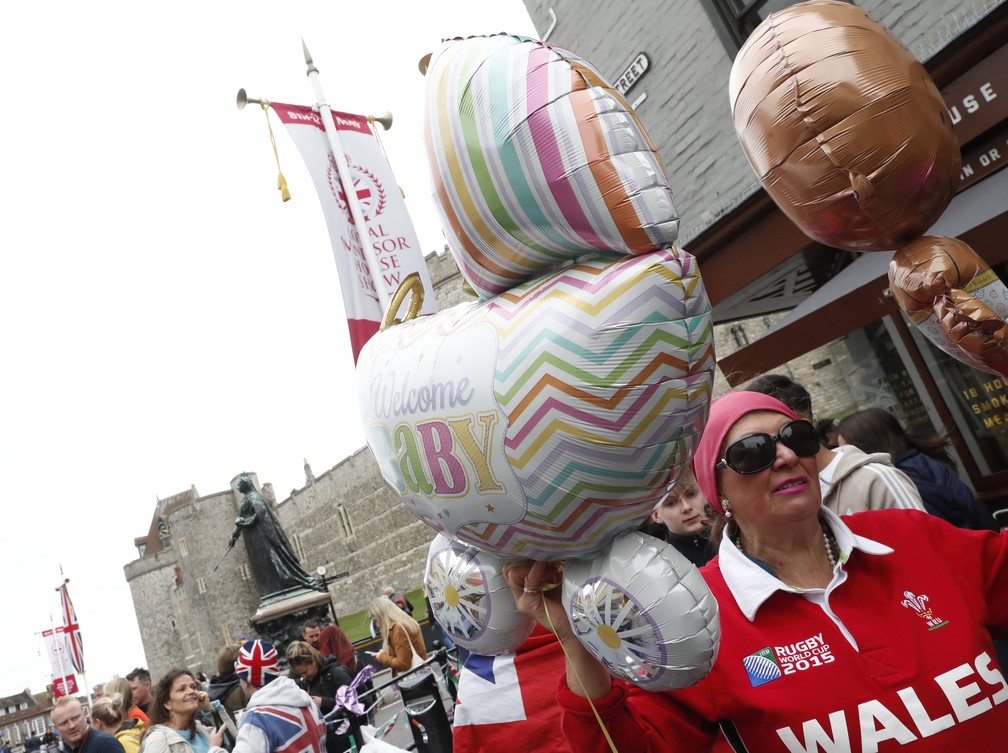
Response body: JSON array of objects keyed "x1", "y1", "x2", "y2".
[{"x1": 719, "y1": 507, "x2": 894, "y2": 621}]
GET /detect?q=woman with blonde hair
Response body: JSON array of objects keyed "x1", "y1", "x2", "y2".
[
  {"x1": 105, "y1": 677, "x2": 149, "y2": 727},
  {"x1": 366, "y1": 595, "x2": 426, "y2": 676},
  {"x1": 91, "y1": 694, "x2": 144, "y2": 753}
]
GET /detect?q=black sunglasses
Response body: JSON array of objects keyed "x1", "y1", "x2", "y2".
[{"x1": 715, "y1": 419, "x2": 820, "y2": 475}]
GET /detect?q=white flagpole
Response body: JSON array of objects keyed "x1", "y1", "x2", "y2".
[{"x1": 302, "y1": 39, "x2": 391, "y2": 311}]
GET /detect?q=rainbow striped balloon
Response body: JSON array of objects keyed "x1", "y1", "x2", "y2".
[
  {"x1": 424, "y1": 34, "x2": 680, "y2": 300},
  {"x1": 357, "y1": 247, "x2": 714, "y2": 561}
]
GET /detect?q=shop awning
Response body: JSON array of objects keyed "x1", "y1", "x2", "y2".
[{"x1": 719, "y1": 165, "x2": 1008, "y2": 385}]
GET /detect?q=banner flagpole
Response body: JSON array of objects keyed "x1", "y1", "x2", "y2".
[
  {"x1": 302, "y1": 39, "x2": 391, "y2": 311},
  {"x1": 48, "y1": 612, "x2": 69, "y2": 697}
]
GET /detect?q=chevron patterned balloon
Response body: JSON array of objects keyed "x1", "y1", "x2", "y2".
[
  {"x1": 357, "y1": 247, "x2": 714, "y2": 561},
  {"x1": 425, "y1": 34, "x2": 680, "y2": 300}
]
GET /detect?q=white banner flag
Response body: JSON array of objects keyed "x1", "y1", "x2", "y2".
[
  {"x1": 41, "y1": 627, "x2": 76, "y2": 689},
  {"x1": 272, "y1": 103, "x2": 438, "y2": 361}
]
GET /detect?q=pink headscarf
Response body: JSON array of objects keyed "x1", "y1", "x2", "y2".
[{"x1": 690, "y1": 391, "x2": 801, "y2": 513}]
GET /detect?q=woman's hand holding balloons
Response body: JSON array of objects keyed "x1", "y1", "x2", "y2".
[
  {"x1": 503, "y1": 560, "x2": 614, "y2": 701},
  {"x1": 503, "y1": 560, "x2": 570, "y2": 640}
]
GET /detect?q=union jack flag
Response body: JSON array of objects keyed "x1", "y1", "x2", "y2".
[
  {"x1": 243, "y1": 705, "x2": 326, "y2": 753},
  {"x1": 58, "y1": 582, "x2": 85, "y2": 674}
]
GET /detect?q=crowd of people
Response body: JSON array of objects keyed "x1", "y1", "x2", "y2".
[
  {"x1": 35, "y1": 376, "x2": 1008, "y2": 753},
  {"x1": 36, "y1": 585, "x2": 434, "y2": 753}
]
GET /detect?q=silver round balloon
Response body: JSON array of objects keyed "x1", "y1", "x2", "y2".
[
  {"x1": 562, "y1": 530, "x2": 720, "y2": 691},
  {"x1": 424, "y1": 534, "x2": 535, "y2": 655}
]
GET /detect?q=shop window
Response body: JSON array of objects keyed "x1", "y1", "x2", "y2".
[
  {"x1": 833, "y1": 321, "x2": 938, "y2": 438},
  {"x1": 908, "y1": 317, "x2": 1008, "y2": 477},
  {"x1": 699, "y1": 0, "x2": 853, "y2": 54}
]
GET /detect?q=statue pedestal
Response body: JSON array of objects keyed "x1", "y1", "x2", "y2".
[{"x1": 249, "y1": 588, "x2": 332, "y2": 651}]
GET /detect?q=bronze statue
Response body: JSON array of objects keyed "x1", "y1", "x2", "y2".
[{"x1": 226, "y1": 473, "x2": 323, "y2": 597}]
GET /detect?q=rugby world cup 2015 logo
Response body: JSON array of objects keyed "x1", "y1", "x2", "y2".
[{"x1": 743, "y1": 647, "x2": 782, "y2": 688}]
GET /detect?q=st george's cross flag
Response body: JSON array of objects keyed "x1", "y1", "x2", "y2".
[
  {"x1": 452, "y1": 626, "x2": 572, "y2": 752},
  {"x1": 271, "y1": 103, "x2": 438, "y2": 362}
]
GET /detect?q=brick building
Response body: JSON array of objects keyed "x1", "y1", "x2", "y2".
[{"x1": 0, "y1": 690, "x2": 52, "y2": 753}]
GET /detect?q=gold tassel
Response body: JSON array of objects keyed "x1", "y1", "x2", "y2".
[{"x1": 261, "y1": 101, "x2": 291, "y2": 203}]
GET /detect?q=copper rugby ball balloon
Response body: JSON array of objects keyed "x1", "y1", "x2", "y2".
[
  {"x1": 730, "y1": 0, "x2": 960, "y2": 251},
  {"x1": 890, "y1": 236, "x2": 1008, "y2": 376}
]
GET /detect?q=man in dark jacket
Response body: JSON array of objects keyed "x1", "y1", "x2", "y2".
[
  {"x1": 51, "y1": 698, "x2": 124, "y2": 753},
  {"x1": 208, "y1": 644, "x2": 249, "y2": 720}
]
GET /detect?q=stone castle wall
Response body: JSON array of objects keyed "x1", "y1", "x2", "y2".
[{"x1": 125, "y1": 254, "x2": 472, "y2": 677}]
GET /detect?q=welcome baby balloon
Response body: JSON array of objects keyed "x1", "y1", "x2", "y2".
[
  {"x1": 425, "y1": 34, "x2": 680, "y2": 299},
  {"x1": 729, "y1": 0, "x2": 960, "y2": 252},
  {"x1": 356, "y1": 247, "x2": 714, "y2": 562}
]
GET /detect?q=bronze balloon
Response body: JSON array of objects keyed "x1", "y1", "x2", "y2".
[
  {"x1": 732, "y1": 1, "x2": 1008, "y2": 377},
  {"x1": 890, "y1": 237, "x2": 1008, "y2": 375},
  {"x1": 730, "y1": 0, "x2": 960, "y2": 252}
]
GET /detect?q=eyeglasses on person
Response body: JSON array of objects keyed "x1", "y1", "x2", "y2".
[{"x1": 714, "y1": 419, "x2": 820, "y2": 475}]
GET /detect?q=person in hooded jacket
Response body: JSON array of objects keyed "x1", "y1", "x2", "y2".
[
  {"x1": 285, "y1": 641, "x2": 354, "y2": 753},
  {"x1": 837, "y1": 407, "x2": 994, "y2": 529},
  {"x1": 747, "y1": 374, "x2": 926, "y2": 515},
  {"x1": 230, "y1": 640, "x2": 326, "y2": 753},
  {"x1": 206, "y1": 646, "x2": 248, "y2": 721},
  {"x1": 90, "y1": 695, "x2": 144, "y2": 753}
]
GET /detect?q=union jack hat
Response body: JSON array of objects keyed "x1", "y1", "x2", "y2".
[{"x1": 235, "y1": 640, "x2": 281, "y2": 687}]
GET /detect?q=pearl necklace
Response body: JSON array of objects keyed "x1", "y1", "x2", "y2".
[
  {"x1": 823, "y1": 527, "x2": 838, "y2": 569},
  {"x1": 735, "y1": 526, "x2": 838, "y2": 569}
]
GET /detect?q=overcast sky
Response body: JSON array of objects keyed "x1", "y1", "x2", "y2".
[{"x1": 0, "y1": 0, "x2": 537, "y2": 697}]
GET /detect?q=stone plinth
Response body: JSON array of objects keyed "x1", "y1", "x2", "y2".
[{"x1": 249, "y1": 588, "x2": 332, "y2": 653}]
